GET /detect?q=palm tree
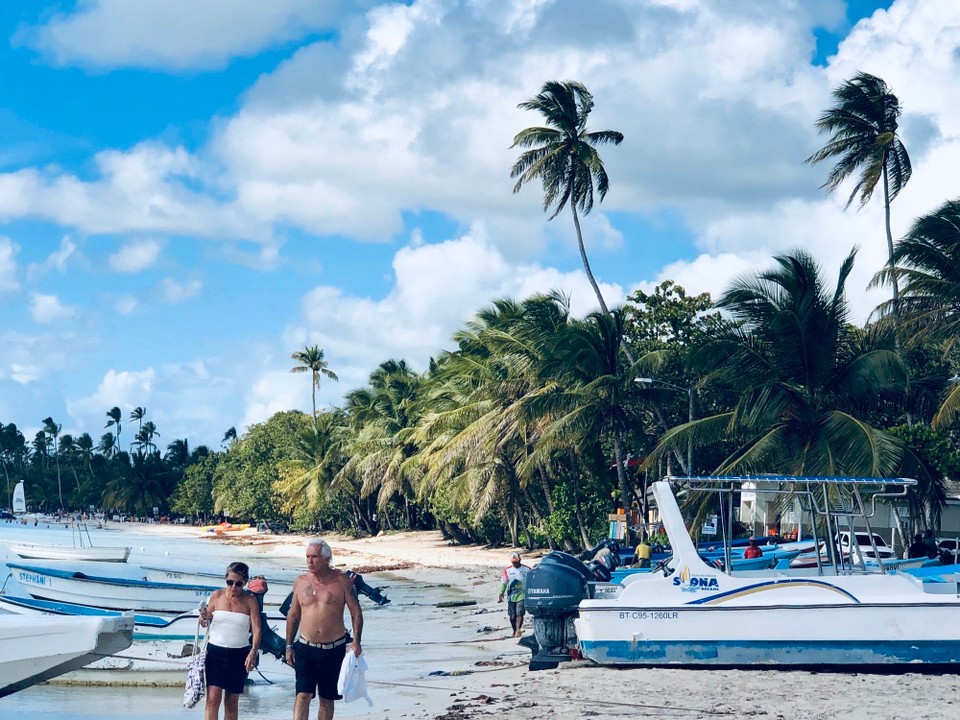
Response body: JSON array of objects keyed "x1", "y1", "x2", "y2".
[
  {"x1": 42, "y1": 417, "x2": 63, "y2": 510},
  {"x1": 511, "y1": 80, "x2": 624, "y2": 319},
  {"x1": 75, "y1": 433, "x2": 96, "y2": 484},
  {"x1": 806, "y1": 72, "x2": 912, "y2": 304},
  {"x1": 647, "y1": 249, "x2": 915, "y2": 478},
  {"x1": 874, "y1": 199, "x2": 960, "y2": 426},
  {"x1": 222, "y1": 427, "x2": 237, "y2": 447},
  {"x1": 290, "y1": 345, "x2": 339, "y2": 418},
  {"x1": 105, "y1": 407, "x2": 122, "y2": 456},
  {"x1": 130, "y1": 407, "x2": 146, "y2": 448}
]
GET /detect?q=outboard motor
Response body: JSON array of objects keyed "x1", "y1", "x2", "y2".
[
  {"x1": 346, "y1": 570, "x2": 391, "y2": 605},
  {"x1": 248, "y1": 577, "x2": 286, "y2": 661},
  {"x1": 523, "y1": 551, "x2": 596, "y2": 670}
]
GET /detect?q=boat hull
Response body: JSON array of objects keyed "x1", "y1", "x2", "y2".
[
  {"x1": 7, "y1": 562, "x2": 217, "y2": 613},
  {"x1": 0, "y1": 613, "x2": 134, "y2": 697},
  {"x1": 575, "y1": 601, "x2": 960, "y2": 666},
  {"x1": 8, "y1": 542, "x2": 131, "y2": 563}
]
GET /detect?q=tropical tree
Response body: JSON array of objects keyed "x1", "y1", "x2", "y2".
[
  {"x1": 42, "y1": 417, "x2": 63, "y2": 510},
  {"x1": 290, "y1": 345, "x2": 339, "y2": 418},
  {"x1": 874, "y1": 198, "x2": 960, "y2": 426},
  {"x1": 647, "y1": 249, "x2": 915, "y2": 480},
  {"x1": 806, "y1": 72, "x2": 911, "y2": 304},
  {"x1": 105, "y1": 407, "x2": 122, "y2": 456},
  {"x1": 511, "y1": 81, "x2": 624, "y2": 319},
  {"x1": 130, "y1": 407, "x2": 146, "y2": 448}
]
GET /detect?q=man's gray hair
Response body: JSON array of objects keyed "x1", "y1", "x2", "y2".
[{"x1": 307, "y1": 538, "x2": 332, "y2": 559}]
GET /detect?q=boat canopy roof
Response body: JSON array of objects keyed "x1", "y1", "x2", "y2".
[{"x1": 665, "y1": 474, "x2": 918, "y2": 487}]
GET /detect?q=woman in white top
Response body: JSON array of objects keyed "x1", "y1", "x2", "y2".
[{"x1": 198, "y1": 562, "x2": 262, "y2": 720}]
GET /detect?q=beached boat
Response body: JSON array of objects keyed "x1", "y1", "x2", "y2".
[
  {"x1": 141, "y1": 564, "x2": 292, "y2": 606},
  {"x1": 199, "y1": 522, "x2": 251, "y2": 534},
  {"x1": 6, "y1": 562, "x2": 217, "y2": 613},
  {"x1": 7, "y1": 541, "x2": 131, "y2": 563},
  {"x1": 525, "y1": 475, "x2": 960, "y2": 669},
  {"x1": 0, "y1": 612, "x2": 134, "y2": 697}
]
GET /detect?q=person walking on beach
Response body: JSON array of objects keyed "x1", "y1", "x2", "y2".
[
  {"x1": 497, "y1": 552, "x2": 531, "y2": 638},
  {"x1": 198, "y1": 562, "x2": 262, "y2": 720},
  {"x1": 286, "y1": 538, "x2": 363, "y2": 720}
]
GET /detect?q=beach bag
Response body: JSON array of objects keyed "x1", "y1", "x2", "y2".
[
  {"x1": 337, "y1": 648, "x2": 372, "y2": 706},
  {"x1": 183, "y1": 623, "x2": 208, "y2": 708}
]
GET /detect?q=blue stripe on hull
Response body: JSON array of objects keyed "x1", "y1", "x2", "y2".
[{"x1": 580, "y1": 639, "x2": 960, "y2": 666}]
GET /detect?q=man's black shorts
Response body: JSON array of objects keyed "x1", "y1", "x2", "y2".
[
  {"x1": 507, "y1": 599, "x2": 525, "y2": 621},
  {"x1": 293, "y1": 638, "x2": 348, "y2": 699}
]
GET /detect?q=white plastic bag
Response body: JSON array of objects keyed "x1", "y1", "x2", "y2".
[{"x1": 337, "y1": 648, "x2": 372, "y2": 706}]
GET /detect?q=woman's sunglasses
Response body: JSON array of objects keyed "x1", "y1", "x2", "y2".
[{"x1": 225, "y1": 579, "x2": 245, "y2": 587}]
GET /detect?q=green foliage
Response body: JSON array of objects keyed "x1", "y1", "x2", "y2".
[{"x1": 170, "y1": 453, "x2": 220, "y2": 518}]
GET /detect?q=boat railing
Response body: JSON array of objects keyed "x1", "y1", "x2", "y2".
[{"x1": 664, "y1": 475, "x2": 917, "y2": 577}]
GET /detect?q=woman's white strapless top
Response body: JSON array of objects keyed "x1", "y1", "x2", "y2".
[{"x1": 208, "y1": 610, "x2": 251, "y2": 648}]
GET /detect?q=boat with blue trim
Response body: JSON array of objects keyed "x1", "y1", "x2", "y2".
[{"x1": 525, "y1": 475, "x2": 960, "y2": 669}]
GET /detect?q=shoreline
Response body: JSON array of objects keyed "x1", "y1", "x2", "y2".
[{"x1": 9, "y1": 523, "x2": 960, "y2": 719}]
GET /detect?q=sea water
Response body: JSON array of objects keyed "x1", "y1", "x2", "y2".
[{"x1": 0, "y1": 520, "x2": 509, "y2": 720}]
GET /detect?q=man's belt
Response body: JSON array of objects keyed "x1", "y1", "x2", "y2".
[{"x1": 296, "y1": 634, "x2": 349, "y2": 650}]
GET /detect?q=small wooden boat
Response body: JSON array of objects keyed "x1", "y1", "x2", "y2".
[
  {"x1": 6, "y1": 562, "x2": 217, "y2": 613},
  {"x1": 0, "y1": 612, "x2": 134, "y2": 696}
]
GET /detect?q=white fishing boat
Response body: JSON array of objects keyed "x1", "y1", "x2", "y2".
[
  {"x1": 0, "y1": 612, "x2": 134, "y2": 696},
  {"x1": 525, "y1": 475, "x2": 960, "y2": 669},
  {"x1": 7, "y1": 541, "x2": 131, "y2": 563},
  {"x1": 141, "y1": 564, "x2": 293, "y2": 606},
  {"x1": 6, "y1": 561, "x2": 217, "y2": 613}
]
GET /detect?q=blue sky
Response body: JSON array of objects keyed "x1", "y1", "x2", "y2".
[{"x1": 1, "y1": 0, "x2": 957, "y2": 451}]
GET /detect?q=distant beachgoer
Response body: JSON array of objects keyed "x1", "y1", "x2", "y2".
[
  {"x1": 634, "y1": 540, "x2": 652, "y2": 568},
  {"x1": 198, "y1": 561, "x2": 262, "y2": 720},
  {"x1": 498, "y1": 552, "x2": 531, "y2": 637},
  {"x1": 743, "y1": 538, "x2": 763, "y2": 560},
  {"x1": 286, "y1": 538, "x2": 363, "y2": 720}
]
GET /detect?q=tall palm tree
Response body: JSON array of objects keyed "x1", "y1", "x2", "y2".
[
  {"x1": 130, "y1": 407, "x2": 146, "y2": 448},
  {"x1": 105, "y1": 407, "x2": 122, "y2": 456},
  {"x1": 648, "y1": 249, "x2": 914, "y2": 478},
  {"x1": 290, "y1": 345, "x2": 339, "y2": 418},
  {"x1": 806, "y1": 72, "x2": 912, "y2": 304},
  {"x1": 42, "y1": 417, "x2": 63, "y2": 510},
  {"x1": 875, "y1": 198, "x2": 960, "y2": 426},
  {"x1": 511, "y1": 80, "x2": 624, "y2": 319}
]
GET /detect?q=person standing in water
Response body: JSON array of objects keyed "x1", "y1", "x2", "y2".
[
  {"x1": 497, "y1": 552, "x2": 531, "y2": 637},
  {"x1": 198, "y1": 561, "x2": 262, "y2": 720},
  {"x1": 286, "y1": 538, "x2": 364, "y2": 720}
]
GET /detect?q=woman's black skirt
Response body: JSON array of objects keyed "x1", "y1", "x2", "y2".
[{"x1": 205, "y1": 643, "x2": 250, "y2": 694}]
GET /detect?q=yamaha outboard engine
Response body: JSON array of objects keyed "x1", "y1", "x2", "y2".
[
  {"x1": 346, "y1": 570, "x2": 391, "y2": 605},
  {"x1": 523, "y1": 551, "x2": 595, "y2": 670}
]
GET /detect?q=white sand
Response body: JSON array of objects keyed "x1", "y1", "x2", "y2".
[{"x1": 103, "y1": 523, "x2": 960, "y2": 719}]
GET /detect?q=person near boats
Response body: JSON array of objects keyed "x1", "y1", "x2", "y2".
[
  {"x1": 743, "y1": 538, "x2": 763, "y2": 560},
  {"x1": 908, "y1": 533, "x2": 937, "y2": 560},
  {"x1": 197, "y1": 561, "x2": 262, "y2": 720},
  {"x1": 923, "y1": 529, "x2": 939, "y2": 556},
  {"x1": 286, "y1": 538, "x2": 364, "y2": 720},
  {"x1": 634, "y1": 539, "x2": 652, "y2": 568},
  {"x1": 498, "y1": 552, "x2": 531, "y2": 638}
]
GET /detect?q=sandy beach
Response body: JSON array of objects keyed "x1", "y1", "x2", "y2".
[{"x1": 7, "y1": 521, "x2": 960, "y2": 720}]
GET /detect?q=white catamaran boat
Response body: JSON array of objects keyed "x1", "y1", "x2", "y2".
[
  {"x1": 525, "y1": 476, "x2": 960, "y2": 668},
  {"x1": 0, "y1": 612, "x2": 134, "y2": 696}
]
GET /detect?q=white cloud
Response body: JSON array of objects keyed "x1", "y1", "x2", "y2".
[
  {"x1": 109, "y1": 239, "x2": 164, "y2": 273},
  {"x1": 20, "y1": 0, "x2": 342, "y2": 71},
  {"x1": 0, "y1": 238, "x2": 19, "y2": 292},
  {"x1": 26, "y1": 236, "x2": 77, "y2": 280},
  {"x1": 67, "y1": 368, "x2": 157, "y2": 422},
  {"x1": 30, "y1": 293, "x2": 75, "y2": 323},
  {"x1": 160, "y1": 278, "x2": 202, "y2": 303},
  {"x1": 276, "y1": 230, "x2": 624, "y2": 412}
]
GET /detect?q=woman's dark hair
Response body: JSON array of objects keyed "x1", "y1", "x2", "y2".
[{"x1": 226, "y1": 561, "x2": 250, "y2": 581}]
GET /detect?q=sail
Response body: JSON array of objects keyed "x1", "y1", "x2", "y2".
[{"x1": 12, "y1": 482, "x2": 25, "y2": 513}]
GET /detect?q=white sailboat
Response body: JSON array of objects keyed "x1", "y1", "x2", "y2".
[{"x1": 12, "y1": 481, "x2": 25, "y2": 514}]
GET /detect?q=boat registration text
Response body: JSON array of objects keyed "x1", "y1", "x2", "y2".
[{"x1": 620, "y1": 611, "x2": 678, "y2": 620}]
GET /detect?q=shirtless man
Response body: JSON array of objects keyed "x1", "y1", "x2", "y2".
[{"x1": 285, "y1": 539, "x2": 363, "y2": 720}]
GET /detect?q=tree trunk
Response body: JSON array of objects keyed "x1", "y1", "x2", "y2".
[
  {"x1": 612, "y1": 435, "x2": 635, "y2": 545},
  {"x1": 568, "y1": 450, "x2": 591, "y2": 548}
]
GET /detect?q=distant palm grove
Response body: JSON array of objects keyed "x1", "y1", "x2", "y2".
[{"x1": 5, "y1": 74, "x2": 960, "y2": 551}]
